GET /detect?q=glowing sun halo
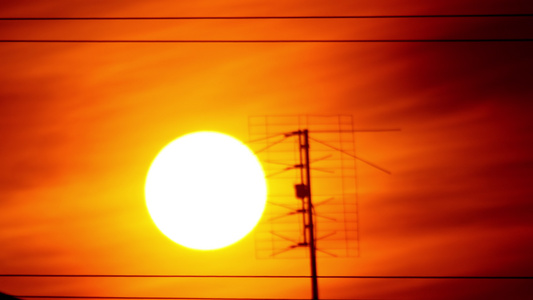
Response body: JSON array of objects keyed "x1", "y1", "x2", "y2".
[{"x1": 145, "y1": 131, "x2": 267, "y2": 250}]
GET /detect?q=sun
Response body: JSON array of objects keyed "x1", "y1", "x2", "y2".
[{"x1": 145, "y1": 131, "x2": 267, "y2": 250}]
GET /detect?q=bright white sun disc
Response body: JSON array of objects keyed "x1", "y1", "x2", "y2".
[{"x1": 145, "y1": 131, "x2": 267, "y2": 250}]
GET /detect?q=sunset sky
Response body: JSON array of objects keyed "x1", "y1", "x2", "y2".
[{"x1": 1, "y1": 1, "x2": 533, "y2": 299}]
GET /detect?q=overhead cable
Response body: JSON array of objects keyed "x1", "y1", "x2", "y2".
[
  {"x1": 2, "y1": 274, "x2": 532, "y2": 279},
  {"x1": 1, "y1": 38, "x2": 532, "y2": 43},
  {"x1": 1, "y1": 14, "x2": 533, "y2": 20}
]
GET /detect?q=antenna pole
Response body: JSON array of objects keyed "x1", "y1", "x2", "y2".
[{"x1": 302, "y1": 129, "x2": 319, "y2": 300}]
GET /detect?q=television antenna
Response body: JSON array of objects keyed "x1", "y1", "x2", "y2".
[{"x1": 248, "y1": 115, "x2": 398, "y2": 300}]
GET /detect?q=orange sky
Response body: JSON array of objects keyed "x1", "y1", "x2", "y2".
[{"x1": 1, "y1": 1, "x2": 533, "y2": 299}]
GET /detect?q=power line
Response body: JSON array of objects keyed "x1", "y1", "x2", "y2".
[
  {"x1": 1, "y1": 14, "x2": 533, "y2": 20},
  {"x1": 0, "y1": 39, "x2": 532, "y2": 43},
  {"x1": 318, "y1": 276, "x2": 533, "y2": 279},
  {"x1": 1, "y1": 274, "x2": 308, "y2": 278},
  {"x1": 15, "y1": 297, "x2": 309, "y2": 300},
  {"x1": 8, "y1": 275, "x2": 532, "y2": 300},
  {"x1": 2, "y1": 274, "x2": 532, "y2": 279},
  {"x1": 12, "y1": 297, "x2": 387, "y2": 300}
]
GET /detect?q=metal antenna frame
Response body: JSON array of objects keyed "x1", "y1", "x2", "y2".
[
  {"x1": 270, "y1": 129, "x2": 394, "y2": 300},
  {"x1": 249, "y1": 115, "x2": 399, "y2": 300}
]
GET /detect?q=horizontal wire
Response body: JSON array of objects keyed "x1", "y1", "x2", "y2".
[
  {"x1": 13, "y1": 297, "x2": 385, "y2": 300},
  {"x1": 0, "y1": 39, "x2": 532, "y2": 43},
  {"x1": 2, "y1": 274, "x2": 532, "y2": 279},
  {"x1": 0, "y1": 274, "x2": 305, "y2": 278},
  {"x1": 10, "y1": 276, "x2": 533, "y2": 299},
  {"x1": 1, "y1": 14, "x2": 533, "y2": 20}
]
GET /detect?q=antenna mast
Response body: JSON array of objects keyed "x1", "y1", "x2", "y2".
[
  {"x1": 249, "y1": 115, "x2": 393, "y2": 300},
  {"x1": 297, "y1": 129, "x2": 319, "y2": 300}
]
